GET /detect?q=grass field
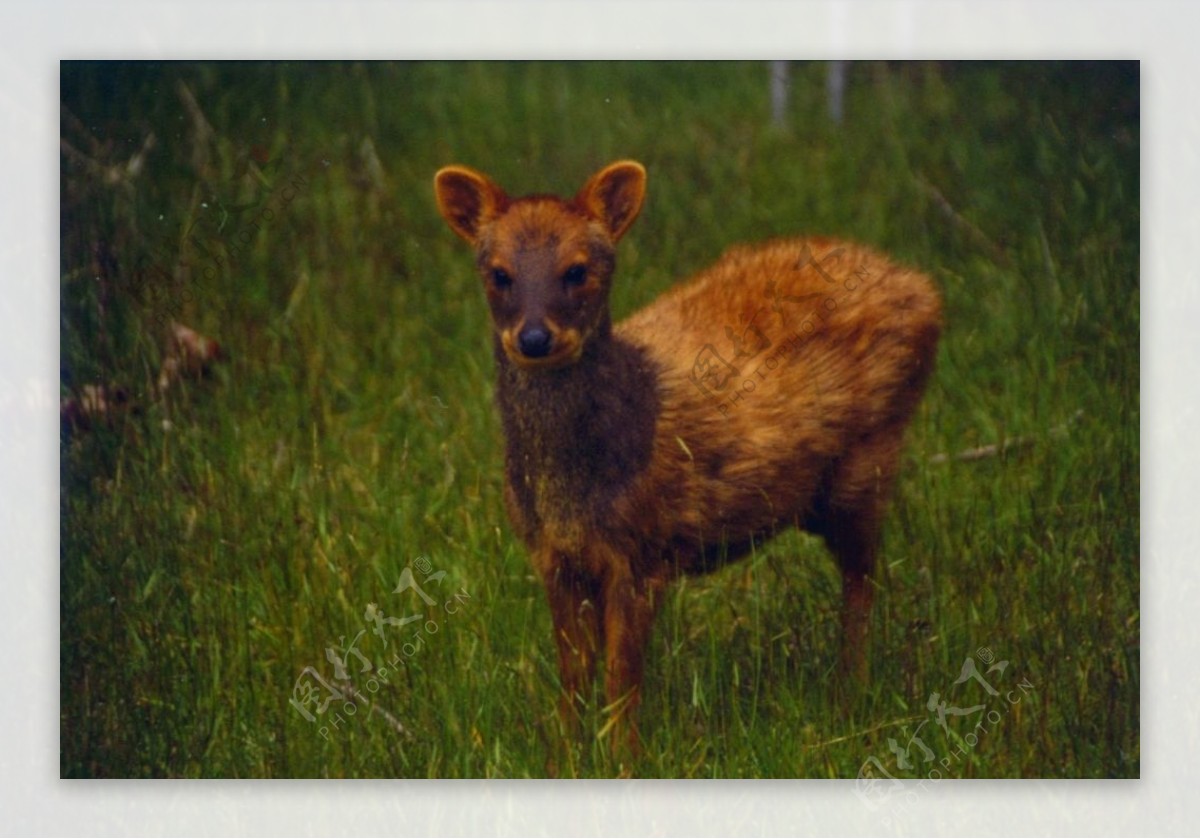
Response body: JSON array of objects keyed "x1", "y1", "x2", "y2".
[{"x1": 59, "y1": 60, "x2": 1138, "y2": 780}]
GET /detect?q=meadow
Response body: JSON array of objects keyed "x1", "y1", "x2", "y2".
[{"x1": 59, "y1": 61, "x2": 1138, "y2": 780}]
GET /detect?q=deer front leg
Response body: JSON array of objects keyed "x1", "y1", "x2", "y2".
[
  {"x1": 601, "y1": 569, "x2": 663, "y2": 756},
  {"x1": 539, "y1": 557, "x2": 603, "y2": 733}
]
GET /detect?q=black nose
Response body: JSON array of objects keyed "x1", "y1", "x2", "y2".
[{"x1": 517, "y1": 326, "x2": 552, "y2": 358}]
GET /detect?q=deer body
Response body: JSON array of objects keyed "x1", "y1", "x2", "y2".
[{"x1": 434, "y1": 161, "x2": 941, "y2": 750}]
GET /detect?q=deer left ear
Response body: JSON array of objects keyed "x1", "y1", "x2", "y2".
[
  {"x1": 575, "y1": 160, "x2": 646, "y2": 242},
  {"x1": 434, "y1": 165, "x2": 507, "y2": 244}
]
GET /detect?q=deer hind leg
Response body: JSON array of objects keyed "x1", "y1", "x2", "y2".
[
  {"x1": 829, "y1": 513, "x2": 880, "y2": 685},
  {"x1": 821, "y1": 428, "x2": 906, "y2": 685}
]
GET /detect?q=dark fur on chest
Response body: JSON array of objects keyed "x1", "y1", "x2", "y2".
[{"x1": 494, "y1": 330, "x2": 660, "y2": 536}]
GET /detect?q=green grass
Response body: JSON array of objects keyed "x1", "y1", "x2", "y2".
[{"x1": 60, "y1": 60, "x2": 1138, "y2": 779}]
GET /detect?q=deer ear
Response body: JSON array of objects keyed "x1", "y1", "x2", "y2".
[
  {"x1": 575, "y1": 160, "x2": 646, "y2": 241},
  {"x1": 434, "y1": 166, "x2": 507, "y2": 243}
]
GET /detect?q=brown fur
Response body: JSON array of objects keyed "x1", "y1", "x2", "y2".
[{"x1": 434, "y1": 161, "x2": 942, "y2": 752}]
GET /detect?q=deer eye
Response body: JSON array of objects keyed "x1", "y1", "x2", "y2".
[
  {"x1": 490, "y1": 268, "x2": 513, "y2": 290},
  {"x1": 562, "y1": 265, "x2": 587, "y2": 288}
]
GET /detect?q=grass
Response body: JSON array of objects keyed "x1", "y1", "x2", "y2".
[{"x1": 59, "y1": 60, "x2": 1138, "y2": 779}]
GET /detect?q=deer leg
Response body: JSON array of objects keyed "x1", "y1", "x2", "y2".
[
  {"x1": 837, "y1": 543, "x2": 876, "y2": 685},
  {"x1": 601, "y1": 568, "x2": 663, "y2": 756},
  {"x1": 822, "y1": 430, "x2": 904, "y2": 685},
  {"x1": 540, "y1": 560, "x2": 603, "y2": 733}
]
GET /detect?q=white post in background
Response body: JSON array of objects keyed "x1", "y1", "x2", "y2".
[
  {"x1": 770, "y1": 61, "x2": 849, "y2": 127},
  {"x1": 770, "y1": 60, "x2": 790, "y2": 126},
  {"x1": 827, "y1": 60, "x2": 847, "y2": 124}
]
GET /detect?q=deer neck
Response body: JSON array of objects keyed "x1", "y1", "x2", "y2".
[{"x1": 494, "y1": 325, "x2": 660, "y2": 524}]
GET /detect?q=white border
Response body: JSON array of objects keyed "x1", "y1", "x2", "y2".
[{"x1": 5, "y1": 1, "x2": 1192, "y2": 835}]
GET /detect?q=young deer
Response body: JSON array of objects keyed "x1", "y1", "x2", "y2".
[{"x1": 434, "y1": 160, "x2": 941, "y2": 751}]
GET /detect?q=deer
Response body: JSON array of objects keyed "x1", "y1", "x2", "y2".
[{"x1": 433, "y1": 159, "x2": 941, "y2": 754}]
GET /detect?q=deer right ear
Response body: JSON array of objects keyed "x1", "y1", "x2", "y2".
[
  {"x1": 434, "y1": 166, "x2": 507, "y2": 244},
  {"x1": 575, "y1": 160, "x2": 647, "y2": 242}
]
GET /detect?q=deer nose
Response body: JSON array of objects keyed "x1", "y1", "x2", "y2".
[{"x1": 517, "y1": 326, "x2": 553, "y2": 358}]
